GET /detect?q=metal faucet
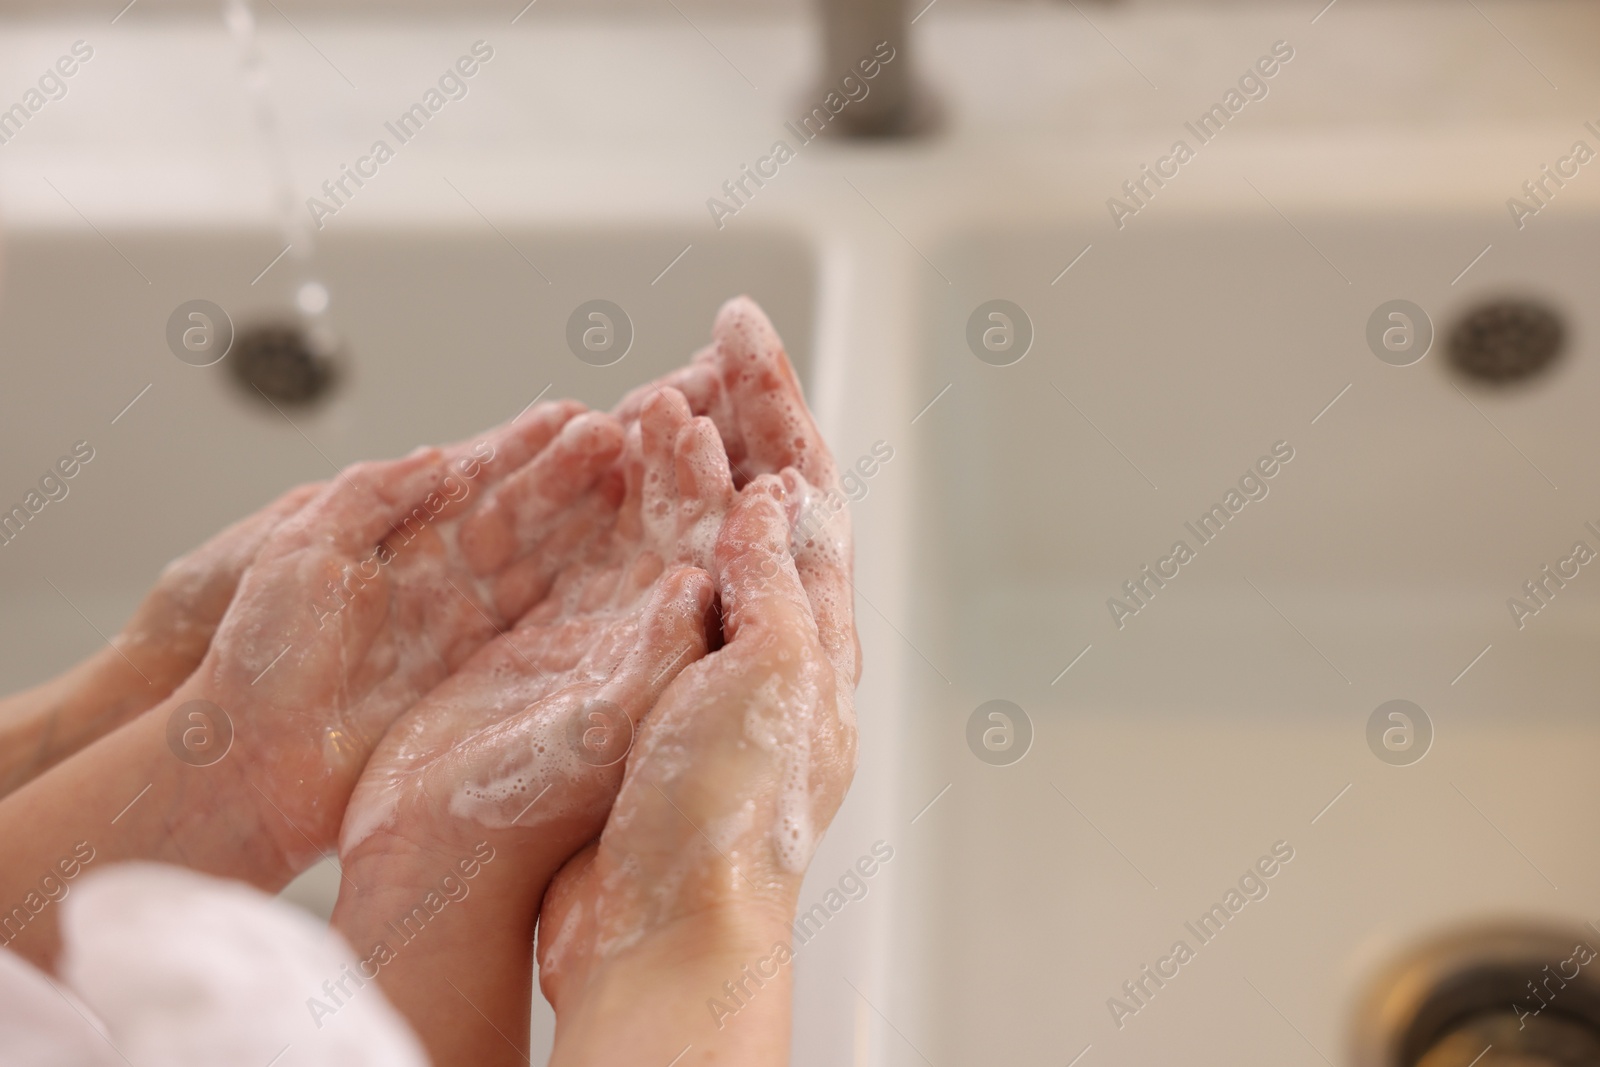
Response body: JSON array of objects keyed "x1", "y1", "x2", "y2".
[{"x1": 816, "y1": 0, "x2": 932, "y2": 137}]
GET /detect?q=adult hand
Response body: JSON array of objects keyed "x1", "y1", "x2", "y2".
[
  {"x1": 538, "y1": 469, "x2": 859, "y2": 1067},
  {"x1": 541, "y1": 300, "x2": 859, "y2": 1062},
  {"x1": 174, "y1": 401, "x2": 623, "y2": 867},
  {"x1": 616, "y1": 295, "x2": 858, "y2": 683}
]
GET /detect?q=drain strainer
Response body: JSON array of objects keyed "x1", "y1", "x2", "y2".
[
  {"x1": 1352, "y1": 924, "x2": 1600, "y2": 1067},
  {"x1": 1417, "y1": 1010, "x2": 1600, "y2": 1066},
  {"x1": 1447, "y1": 298, "x2": 1565, "y2": 384},
  {"x1": 228, "y1": 323, "x2": 339, "y2": 407}
]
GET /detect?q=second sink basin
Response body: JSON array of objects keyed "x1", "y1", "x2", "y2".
[{"x1": 885, "y1": 213, "x2": 1600, "y2": 1066}]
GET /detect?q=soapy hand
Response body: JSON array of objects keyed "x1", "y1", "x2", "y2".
[
  {"x1": 341, "y1": 388, "x2": 733, "y2": 867},
  {"x1": 536, "y1": 475, "x2": 856, "y2": 1002},
  {"x1": 168, "y1": 401, "x2": 624, "y2": 868},
  {"x1": 329, "y1": 389, "x2": 733, "y2": 1067},
  {"x1": 120, "y1": 482, "x2": 326, "y2": 699},
  {"x1": 618, "y1": 295, "x2": 859, "y2": 682},
  {"x1": 535, "y1": 300, "x2": 859, "y2": 1066}
]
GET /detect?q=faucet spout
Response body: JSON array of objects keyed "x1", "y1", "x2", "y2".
[{"x1": 817, "y1": 0, "x2": 932, "y2": 137}]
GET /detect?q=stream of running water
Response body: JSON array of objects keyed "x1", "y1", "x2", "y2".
[{"x1": 223, "y1": 0, "x2": 339, "y2": 358}]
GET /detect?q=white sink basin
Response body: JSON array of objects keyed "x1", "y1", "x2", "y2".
[{"x1": 883, "y1": 215, "x2": 1600, "y2": 1064}]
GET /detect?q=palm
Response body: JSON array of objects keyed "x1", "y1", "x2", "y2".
[
  {"x1": 537, "y1": 475, "x2": 857, "y2": 1003},
  {"x1": 340, "y1": 389, "x2": 734, "y2": 871},
  {"x1": 183, "y1": 404, "x2": 623, "y2": 862}
]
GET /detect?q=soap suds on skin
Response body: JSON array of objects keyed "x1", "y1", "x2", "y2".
[
  {"x1": 740, "y1": 672, "x2": 821, "y2": 875},
  {"x1": 590, "y1": 474, "x2": 834, "y2": 965},
  {"x1": 344, "y1": 397, "x2": 726, "y2": 852},
  {"x1": 540, "y1": 899, "x2": 582, "y2": 980},
  {"x1": 705, "y1": 799, "x2": 757, "y2": 855},
  {"x1": 335, "y1": 447, "x2": 613, "y2": 852},
  {"x1": 534, "y1": 298, "x2": 860, "y2": 981}
]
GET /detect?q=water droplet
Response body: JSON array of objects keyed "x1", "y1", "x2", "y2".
[{"x1": 297, "y1": 281, "x2": 331, "y2": 316}]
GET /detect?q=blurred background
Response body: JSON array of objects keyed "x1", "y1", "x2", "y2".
[{"x1": 3, "y1": 1, "x2": 1600, "y2": 1064}]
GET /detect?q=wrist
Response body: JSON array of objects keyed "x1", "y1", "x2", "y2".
[
  {"x1": 123, "y1": 694, "x2": 299, "y2": 888},
  {"x1": 0, "y1": 691, "x2": 295, "y2": 969},
  {"x1": 548, "y1": 898, "x2": 801, "y2": 1067},
  {"x1": 333, "y1": 830, "x2": 538, "y2": 1067},
  {"x1": 0, "y1": 644, "x2": 163, "y2": 796},
  {"x1": 334, "y1": 830, "x2": 515, "y2": 940}
]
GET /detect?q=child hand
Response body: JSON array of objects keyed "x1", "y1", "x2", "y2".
[{"x1": 330, "y1": 389, "x2": 733, "y2": 1066}]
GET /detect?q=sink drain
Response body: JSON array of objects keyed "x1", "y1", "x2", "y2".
[
  {"x1": 1352, "y1": 925, "x2": 1600, "y2": 1067},
  {"x1": 1417, "y1": 1009, "x2": 1600, "y2": 1067},
  {"x1": 228, "y1": 323, "x2": 339, "y2": 407},
  {"x1": 1447, "y1": 298, "x2": 1565, "y2": 385}
]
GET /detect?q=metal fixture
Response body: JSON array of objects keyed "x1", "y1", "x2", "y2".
[
  {"x1": 1351, "y1": 923, "x2": 1600, "y2": 1067},
  {"x1": 816, "y1": 0, "x2": 935, "y2": 137},
  {"x1": 228, "y1": 322, "x2": 339, "y2": 407},
  {"x1": 1447, "y1": 298, "x2": 1565, "y2": 385}
]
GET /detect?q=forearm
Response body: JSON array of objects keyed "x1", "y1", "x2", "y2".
[
  {"x1": 549, "y1": 904, "x2": 799, "y2": 1067},
  {"x1": 0, "y1": 602, "x2": 217, "y2": 799},
  {"x1": 332, "y1": 834, "x2": 541, "y2": 1067},
  {"x1": 0, "y1": 644, "x2": 160, "y2": 797},
  {"x1": 0, "y1": 691, "x2": 290, "y2": 970},
  {"x1": 0, "y1": 479, "x2": 330, "y2": 798}
]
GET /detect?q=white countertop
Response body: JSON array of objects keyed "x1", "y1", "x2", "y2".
[{"x1": 1, "y1": 1, "x2": 1598, "y2": 230}]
